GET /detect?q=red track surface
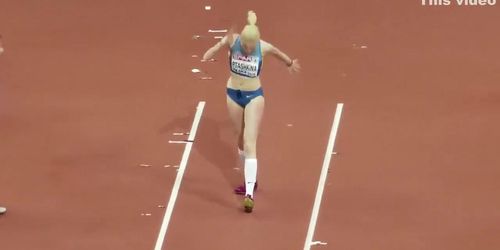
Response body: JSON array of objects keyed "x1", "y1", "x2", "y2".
[{"x1": 1, "y1": 1, "x2": 499, "y2": 249}]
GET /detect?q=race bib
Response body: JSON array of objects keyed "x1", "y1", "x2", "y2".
[{"x1": 231, "y1": 53, "x2": 260, "y2": 78}]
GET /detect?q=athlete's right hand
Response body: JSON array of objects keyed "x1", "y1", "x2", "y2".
[
  {"x1": 226, "y1": 25, "x2": 236, "y2": 47},
  {"x1": 288, "y1": 59, "x2": 301, "y2": 74}
]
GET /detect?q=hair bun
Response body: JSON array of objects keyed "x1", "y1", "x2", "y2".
[{"x1": 247, "y1": 11, "x2": 257, "y2": 25}]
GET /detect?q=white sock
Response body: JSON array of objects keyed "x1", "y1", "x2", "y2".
[
  {"x1": 244, "y1": 158, "x2": 258, "y2": 197},
  {"x1": 238, "y1": 148, "x2": 245, "y2": 167}
]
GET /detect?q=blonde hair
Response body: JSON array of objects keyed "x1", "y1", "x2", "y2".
[{"x1": 240, "y1": 11, "x2": 260, "y2": 43}]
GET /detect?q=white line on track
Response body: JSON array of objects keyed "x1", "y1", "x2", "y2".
[
  {"x1": 208, "y1": 29, "x2": 228, "y2": 33},
  {"x1": 154, "y1": 101, "x2": 206, "y2": 250},
  {"x1": 168, "y1": 141, "x2": 187, "y2": 144},
  {"x1": 304, "y1": 103, "x2": 344, "y2": 250}
]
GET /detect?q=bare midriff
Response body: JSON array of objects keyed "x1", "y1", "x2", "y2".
[{"x1": 226, "y1": 72, "x2": 262, "y2": 91}]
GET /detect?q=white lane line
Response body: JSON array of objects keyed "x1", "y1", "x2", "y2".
[
  {"x1": 154, "y1": 101, "x2": 206, "y2": 250},
  {"x1": 304, "y1": 103, "x2": 344, "y2": 250}
]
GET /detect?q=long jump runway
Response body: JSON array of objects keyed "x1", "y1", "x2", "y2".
[{"x1": 1, "y1": 0, "x2": 500, "y2": 250}]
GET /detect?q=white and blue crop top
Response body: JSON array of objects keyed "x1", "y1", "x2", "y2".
[{"x1": 229, "y1": 36, "x2": 263, "y2": 78}]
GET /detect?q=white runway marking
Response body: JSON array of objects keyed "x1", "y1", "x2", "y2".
[
  {"x1": 304, "y1": 103, "x2": 344, "y2": 250},
  {"x1": 172, "y1": 132, "x2": 189, "y2": 136},
  {"x1": 154, "y1": 101, "x2": 206, "y2": 250},
  {"x1": 208, "y1": 29, "x2": 228, "y2": 33},
  {"x1": 168, "y1": 140, "x2": 189, "y2": 144},
  {"x1": 311, "y1": 241, "x2": 328, "y2": 246}
]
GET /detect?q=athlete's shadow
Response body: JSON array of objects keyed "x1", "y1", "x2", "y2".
[
  {"x1": 194, "y1": 115, "x2": 241, "y2": 187},
  {"x1": 159, "y1": 114, "x2": 241, "y2": 208}
]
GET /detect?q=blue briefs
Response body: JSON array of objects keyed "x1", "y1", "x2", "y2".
[{"x1": 226, "y1": 88, "x2": 264, "y2": 108}]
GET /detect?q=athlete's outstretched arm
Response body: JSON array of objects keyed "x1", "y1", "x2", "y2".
[
  {"x1": 203, "y1": 36, "x2": 228, "y2": 61},
  {"x1": 262, "y1": 41, "x2": 301, "y2": 73},
  {"x1": 202, "y1": 30, "x2": 236, "y2": 61}
]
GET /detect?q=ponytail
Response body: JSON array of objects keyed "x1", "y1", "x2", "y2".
[
  {"x1": 241, "y1": 10, "x2": 260, "y2": 43},
  {"x1": 247, "y1": 11, "x2": 257, "y2": 25}
]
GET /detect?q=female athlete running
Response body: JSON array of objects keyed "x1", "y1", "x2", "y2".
[{"x1": 202, "y1": 11, "x2": 300, "y2": 213}]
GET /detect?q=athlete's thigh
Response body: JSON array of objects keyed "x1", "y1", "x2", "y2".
[
  {"x1": 243, "y1": 96, "x2": 265, "y2": 141},
  {"x1": 226, "y1": 95, "x2": 245, "y2": 134}
]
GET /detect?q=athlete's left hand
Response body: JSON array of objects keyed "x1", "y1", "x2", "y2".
[
  {"x1": 288, "y1": 59, "x2": 301, "y2": 73},
  {"x1": 0, "y1": 36, "x2": 4, "y2": 55}
]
